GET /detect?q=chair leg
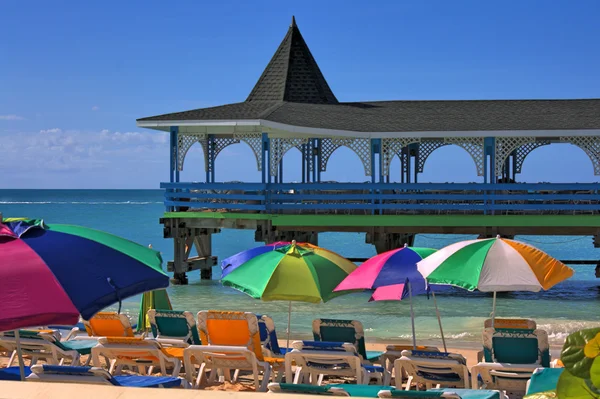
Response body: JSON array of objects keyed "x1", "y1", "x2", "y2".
[
  {"x1": 317, "y1": 374, "x2": 324, "y2": 386},
  {"x1": 7, "y1": 351, "x2": 16, "y2": 367},
  {"x1": 259, "y1": 367, "x2": 271, "y2": 392},
  {"x1": 232, "y1": 369, "x2": 240, "y2": 382},
  {"x1": 405, "y1": 376, "x2": 413, "y2": 390}
]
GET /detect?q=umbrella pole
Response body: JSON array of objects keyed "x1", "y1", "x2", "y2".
[
  {"x1": 408, "y1": 282, "x2": 417, "y2": 350},
  {"x1": 14, "y1": 330, "x2": 25, "y2": 381},
  {"x1": 286, "y1": 301, "x2": 292, "y2": 351},
  {"x1": 491, "y1": 291, "x2": 497, "y2": 329},
  {"x1": 431, "y1": 290, "x2": 447, "y2": 352}
]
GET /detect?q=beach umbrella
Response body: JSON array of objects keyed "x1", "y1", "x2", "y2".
[
  {"x1": 222, "y1": 241, "x2": 356, "y2": 348},
  {"x1": 334, "y1": 244, "x2": 447, "y2": 351},
  {"x1": 417, "y1": 235, "x2": 574, "y2": 326},
  {"x1": 0, "y1": 218, "x2": 169, "y2": 379},
  {"x1": 220, "y1": 241, "x2": 348, "y2": 278},
  {"x1": 137, "y1": 289, "x2": 173, "y2": 333},
  {"x1": 220, "y1": 241, "x2": 289, "y2": 278}
]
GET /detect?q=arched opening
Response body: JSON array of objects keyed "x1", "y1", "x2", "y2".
[
  {"x1": 320, "y1": 146, "x2": 370, "y2": 182},
  {"x1": 278, "y1": 147, "x2": 303, "y2": 183},
  {"x1": 418, "y1": 145, "x2": 483, "y2": 183},
  {"x1": 388, "y1": 154, "x2": 402, "y2": 183},
  {"x1": 214, "y1": 142, "x2": 261, "y2": 182},
  {"x1": 519, "y1": 143, "x2": 598, "y2": 183},
  {"x1": 179, "y1": 142, "x2": 206, "y2": 182}
]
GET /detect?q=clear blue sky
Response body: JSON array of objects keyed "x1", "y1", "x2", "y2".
[{"x1": 1, "y1": 0, "x2": 599, "y2": 188}]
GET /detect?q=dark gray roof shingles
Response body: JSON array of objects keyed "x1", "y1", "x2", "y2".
[{"x1": 137, "y1": 18, "x2": 600, "y2": 132}]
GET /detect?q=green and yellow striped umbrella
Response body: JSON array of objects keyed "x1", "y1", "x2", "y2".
[{"x1": 222, "y1": 241, "x2": 356, "y2": 303}]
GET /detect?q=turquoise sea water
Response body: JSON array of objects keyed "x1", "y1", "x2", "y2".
[{"x1": 1, "y1": 189, "x2": 599, "y2": 345}]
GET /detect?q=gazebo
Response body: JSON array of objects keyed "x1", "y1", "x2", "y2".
[{"x1": 138, "y1": 17, "x2": 600, "y2": 284}]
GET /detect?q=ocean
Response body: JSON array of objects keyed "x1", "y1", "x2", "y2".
[{"x1": 1, "y1": 189, "x2": 599, "y2": 346}]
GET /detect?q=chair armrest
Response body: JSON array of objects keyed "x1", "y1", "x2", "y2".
[{"x1": 155, "y1": 338, "x2": 189, "y2": 348}]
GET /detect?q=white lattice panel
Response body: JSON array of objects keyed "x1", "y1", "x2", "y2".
[
  {"x1": 332, "y1": 138, "x2": 372, "y2": 176},
  {"x1": 177, "y1": 133, "x2": 207, "y2": 171},
  {"x1": 560, "y1": 136, "x2": 600, "y2": 175},
  {"x1": 514, "y1": 140, "x2": 551, "y2": 174},
  {"x1": 417, "y1": 139, "x2": 446, "y2": 173},
  {"x1": 234, "y1": 133, "x2": 263, "y2": 171},
  {"x1": 445, "y1": 137, "x2": 485, "y2": 176},
  {"x1": 381, "y1": 138, "x2": 420, "y2": 176},
  {"x1": 320, "y1": 138, "x2": 341, "y2": 172},
  {"x1": 269, "y1": 138, "x2": 309, "y2": 176},
  {"x1": 495, "y1": 137, "x2": 537, "y2": 177}
]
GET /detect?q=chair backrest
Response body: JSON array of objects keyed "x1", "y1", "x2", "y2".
[
  {"x1": 484, "y1": 318, "x2": 536, "y2": 330},
  {"x1": 257, "y1": 314, "x2": 282, "y2": 355},
  {"x1": 83, "y1": 312, "x2": 133, "y2": 338},
  {"x1": 197, "y1": 310, "x2": 263, "y2": 361},
  {"x1": 397, "y1": 350, "x2": 469, "y2": 388},
  {"x1": 482, "y1": 327, "x2": 550, "y2": 367},
  {"x1": 0, "y1": 329, "x2": 58, "y2": 352},
  {"x1": 312, "y1": 318, "x2": 368, "y2": 360},
  {"x1": 148, "y1": 309, "x2": 201, "y2": 345}
]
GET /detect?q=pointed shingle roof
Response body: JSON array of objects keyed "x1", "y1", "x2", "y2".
[
  {"x1": 245, "y1": 16, "x2": 338, "y2": 104},
  {"x1": 137, "y1": 19, "x2": 600, "y2": 133}
]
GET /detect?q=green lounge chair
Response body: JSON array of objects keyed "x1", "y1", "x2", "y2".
[
  {"x1": 148, "y1": 309, "x2": 201, "y2": 346},
  {"x1": 0, "y1": 330, "x2": 97, "y2": 366},
  {"x1": 313, "y1": 319, "x2": 383, "y2": 363},
  {"x1": 525, "y1": 367, "x2": 562, "y2": 396}
]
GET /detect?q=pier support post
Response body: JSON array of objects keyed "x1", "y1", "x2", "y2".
[
  {"x1": 366, "y1": 232, "x2": 415, "y2": 254},
  {"x1": 254, "y1": 223, "x2": 318, "y2": 245},
  {"x1": 163, "y1": 219, "x2": 219, "y2": 285}
]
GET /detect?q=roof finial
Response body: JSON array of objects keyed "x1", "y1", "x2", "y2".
[{"x1": 290, "y1": 15, "x2": 297, "y2": 28}]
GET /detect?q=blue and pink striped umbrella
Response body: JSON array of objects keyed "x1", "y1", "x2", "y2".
[{"x1": 0, "y1": 218, "x2": 169, "y2": 332}]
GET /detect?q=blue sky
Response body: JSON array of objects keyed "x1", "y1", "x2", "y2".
[{"x1": 1, "y1": 0, "x2": 599, "y2": 188}]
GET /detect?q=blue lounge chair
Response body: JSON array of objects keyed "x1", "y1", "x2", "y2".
[
  {"x1": 313, "y1": 319, "x2": 383, "y2": 363},
  {"x1": 285, "y1": 341, "x2": 390, "y2": 385},
  {"x1": 525, "y1": 367, "x2": 563, "y2": 396},
  {"x1": 257, "y1": 314, "x2": 289, "y2": 356},
  {"x1": 395, "y1": 350, "x2": 470, "y2": 390},
  {"x1": 27, "y1": 365, "x2": 189, "y2": 388},
  {"x1": 0, "y1": 366, "x2": 32, "y2": 381}
]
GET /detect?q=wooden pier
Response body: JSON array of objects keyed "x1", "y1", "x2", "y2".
[{"x1": 138, "y1": 18, "x2": 600, "y2": 284}]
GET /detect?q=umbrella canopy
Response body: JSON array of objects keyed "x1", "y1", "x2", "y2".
[
  {"x1": 417, "y1": 236, "x2": 574, "y2": 292},
  {"x1": 221, "y1": 241, "x2": 289, "y2": 278},
  {"x1": 0, "y1": 218, "x2": 169, "y2": 331},
  {"x1": 334, "y1": 245, "x2": 437, "y2": 300},
  {"x1": 222, "y1": 242, "x2": 356, "y2": 303},
  {"x1": 137, "y1": 289, "x2": 173, "y2": 333},
  {"x1": 221, "y1": 241, "x2": 349, "y2": 279},
  {"x1": 334, "y1": 245, "x2": 446, "y2": 350}
]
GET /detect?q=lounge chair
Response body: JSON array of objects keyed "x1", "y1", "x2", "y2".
[
  {"x1": 268, "y1": 382, "x2": 351, "y2": 396},
  {"x1": 258, "y1": 314, "x2": 289, "y2": 356},
  {"x1": 0, "y1": 329, "x2": 95, "y2": 366},
  {"x1": 483, "y1": 318, "x2": 536, "y2": 330},
  {"x1": 313, "y1": 319, "x2": 383, "y2": 363},
  {"x1": 394, "y1": 350, "x2": 470, "y2": 390},
  {"x1": 378, "y1": 388, "x2": 508, "y2": 398},
  {"x1": 525, "y1": 367, "x2": 563, "y2": 396},
  {"x1": 381, "y1": 345, "x2": 440, "y2": 376},
  {"x1": 0, "y1": 366, "x2": 32, "y2": 381},
  {"x1": 477, "y1": 319, "x2": 538, "y2": 362},
  {"x1": 148, "y1": 309, "x2": 201, "y2": 347},
  {"x1": 82, "y1": 312, "x2": 136, "y2": 338},
  {"x1": 471, "y1": 328, "x2": 549, "y2": 397},
  {"x1": 91, "y1": 337, "x2": 183, "y2": 376},
  {"x1": 27, "y1": 364, "x2": 189, "y2": 388},
  {"x1": 269, "y1": 383, "x2": 507, "y2": 398},
  {"x1": 285, "y1": 341, "x2": 390, "y2": 385},
  {"x1": 184, "y1": 310, "x2": 285, "y2": 391}
]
